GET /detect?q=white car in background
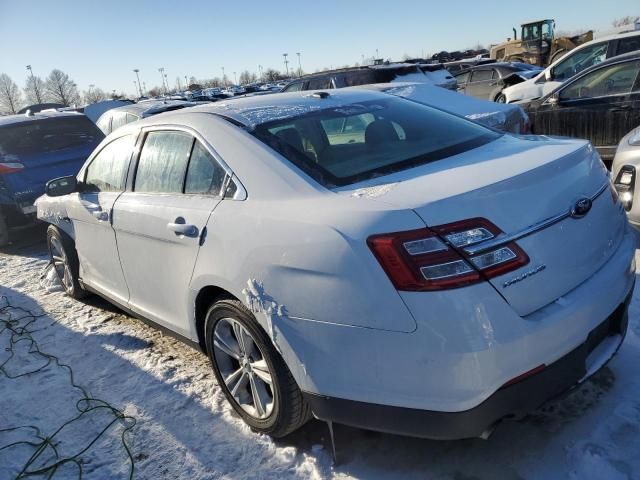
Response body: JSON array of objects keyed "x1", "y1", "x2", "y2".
[
  {"x1": 503, "y1": 30, "x2": 640, "y2": 104},
  {"x1": 36, "y1": 89, "x2": 634, "y2": 440}
]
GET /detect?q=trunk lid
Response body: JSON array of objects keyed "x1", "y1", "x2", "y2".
[{"x1": 339, "y1": 135, "x2": 625, "y2": 316}]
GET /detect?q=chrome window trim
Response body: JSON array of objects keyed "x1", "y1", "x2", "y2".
[{"x1": 463, "y1": 181, "x2": 609, "y2": 256}]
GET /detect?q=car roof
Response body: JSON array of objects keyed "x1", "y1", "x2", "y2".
[
  {"x1": 591, "y1": 29, "x2": 640, "y2": 43},
  {"x1": 0, "y1": 110, "x2": 87, "y2": 127},
  {"x1": 135, "y1": 89, "x2": 392, "y2": 129}
]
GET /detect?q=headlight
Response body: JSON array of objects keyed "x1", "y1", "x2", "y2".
[{"x1": 628, "y1": 128, "x2": 640, "y2": 146}]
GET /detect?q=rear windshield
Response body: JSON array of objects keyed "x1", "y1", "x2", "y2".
[
  {"x1": 252, "y1": 97, "x2": 500, "y2": 187},
  {"x1": 0, "y1": 116, "x2": 103, "y2": 157}
]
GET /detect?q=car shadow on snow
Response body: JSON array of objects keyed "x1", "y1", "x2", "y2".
[{"x1": 0, "y1": 283, "x2": 337, "y2": 479}]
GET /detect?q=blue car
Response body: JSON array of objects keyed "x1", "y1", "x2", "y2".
[{"x1": 0, "y1": 111, "x2": 104, "y2": 245}]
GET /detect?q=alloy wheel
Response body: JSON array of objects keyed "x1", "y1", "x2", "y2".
[
  {"x1": 213, "y1": 317, "x2": 275, "y2": 419},
  {"x1": 49, "y1": 236, "x2": 73, "y2": 292}
]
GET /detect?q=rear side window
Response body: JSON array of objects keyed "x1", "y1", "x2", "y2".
[
  {"x1": 184, "y1": 142, "x2": 226, "y2": 195},
  {"x1": 617, "y1": 36, "x2": 640, "y2": 55},
  {"x1": 84, "y1": 135, "x2": 134, "y2": 192},
  {"x1": 307, "y1": 77, "x2": 333, "y2": 89},
  {"x1": 111, "y1": 112, "x2": 130, "y2": 132},
  {"x1": 471, "y1": 69, "x2": 494, "y2": 81},
  {"x1": 455, "y1": 71, "x2": 470, "y2": 83},
  {"x1": 283, "y1": 82, "x2": 304, "y2": 92},
  {"x1": 134, "y1": 131, "x2": 193, "y2": 193},
  {"x1": 125, "y1": 113, "x2": 139, "y2": 124},
  {"x1": 0, "y1": 116, "x2": 103, "y2": 157},
  {"x1": 96, "y1": 115, "x2": 111, "y2": 134}
]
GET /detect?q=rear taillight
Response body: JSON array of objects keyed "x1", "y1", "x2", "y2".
[
  {"x1": 368, "y1": 218, "x2": 529, "y2": 291},
  {"x1": 614, "y1": 165, "x2": 635, "y2": 211},
  {"x1": 0, "y1": 161, "x2": 25, "y2": 174}
]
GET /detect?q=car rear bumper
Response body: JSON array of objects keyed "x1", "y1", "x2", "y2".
[
  {"x1": 304, "y1": 289, "x2": 632, "y2": 439},
  {"x1": 277, "y1": 226, "x2": 635, "y2": 426}
]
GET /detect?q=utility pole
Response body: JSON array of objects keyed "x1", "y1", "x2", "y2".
[
  {"x1": 296, "y1": 52, "x2": 302, "y2": 77},
  {"x1": 158, "y1": 67, "x2": 166, "y2": 94},
  {"x1": 133, "y1": 69, "x2": 142, "y2": 97},
  {"x1": 26, "y1": 65, "x2": 42, "y2": 103},
  {"x1": 283, "y1": 53, "x2": 289, "y2": 77}
]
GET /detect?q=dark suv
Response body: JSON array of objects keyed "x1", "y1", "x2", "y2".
[{"x1": 0, "y1": 111, "x2": 103, "y2": 245}]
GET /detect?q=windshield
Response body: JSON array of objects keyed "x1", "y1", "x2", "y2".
[
  {"x1": 252, "y1": 97, "x2": 500, "y2": 187},
  {"x1": 0, "y1": 116, "x2": 103, "y2": 157}
]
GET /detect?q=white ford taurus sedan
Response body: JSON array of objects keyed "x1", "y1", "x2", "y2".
[{"x1": 37, "y1": 89, "x2": 635, "y2": 440}]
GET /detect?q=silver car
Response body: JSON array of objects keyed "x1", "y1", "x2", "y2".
[{"x1": 612, "y1": 126, "x2": 640, "y2": 227}]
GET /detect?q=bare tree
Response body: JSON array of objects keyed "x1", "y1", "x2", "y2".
[
  {"x1": 24, "y1": 75, "x2": 46, "y2": 105},
  {"x1": 613, "y1": 16, "x2": 639, "y2": 27},
  {"x1": 263, "y1": 69, "x2": 284, "y2": 82},
  {"x1": 83, "y1": 87, "x2": 107, "y2": 104},
  {"x1": 0, "y1": 74, "x2": 23, "y2": 114},
  {"x1": 203, "y1": 77, "x2": 222, "y2": 88},
  {"x1": 238, "y1": 70, "x2": 257, "y2": 85},
  {"x1": 45, "y1": 69, "x2": 80, "y2": 106}
]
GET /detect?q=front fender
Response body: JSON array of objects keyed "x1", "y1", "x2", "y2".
[{"x1": 35, "y1": 195, "x2": 74, "y2": 239}]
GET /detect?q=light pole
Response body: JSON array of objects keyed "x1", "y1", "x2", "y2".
[
  {"x1": 233, "y1": 72, "x2": 237, "y2": 85},
  {"x1": 258, "y1": 65, "x2": 263, "y2": 82},
  {"x1": 26, "y1": 65, "x2": 42, "y2": 103},
  {"x1": 158, "y1": 67, "x2": 166, "y2": 94},
  {"x1": 221, "y1": 67, "x2": 226, "y2": 86},
  {"x1": 184, "y1": 75, "x2": 188, "y2": 88},
  {"x1": 133, "y1": 80, "x2": 138, "y2": 97},
  {"x1": 164, "y1": 73, "x2": 168, "y2": 93},
  {"x1": 133, "y1": 69, "x2": 142, "y2": 97},
  {"x1": 142, "y1": 82, "x2": 147, "y2": 96},
  {"x1": 296, "y1": 52, "x2": 302, "y2": 77},
  {"x1": 283, "y1": 53, "x2": 289, "y2": 77}
]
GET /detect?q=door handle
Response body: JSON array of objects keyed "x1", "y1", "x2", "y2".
[{"x1": 167, "y1": 220, "x2": 199, "y2": 237}]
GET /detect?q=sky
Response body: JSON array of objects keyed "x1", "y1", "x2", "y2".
[{"x1": 0, "y1": 0, "x2": 638, "y2": 96}]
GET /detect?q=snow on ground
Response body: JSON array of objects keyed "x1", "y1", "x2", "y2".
[{"x1": 1, "y1": 228, "x2": 640, "y2": 479}]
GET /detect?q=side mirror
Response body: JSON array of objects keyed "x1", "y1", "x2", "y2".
[
  {"x1": 547, "y1": 93, "x2": 560, "y2": 106},
  {"x1": 45, "y1": 175, "x2": 78, "y2": 197},
  {"x1": 544, "y1": 69, "x2": 553, "y2": 82}
]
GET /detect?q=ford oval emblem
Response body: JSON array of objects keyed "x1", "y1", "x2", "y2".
[{"x1": 570, "y1": 197, "x2": 592, "y2": 218}]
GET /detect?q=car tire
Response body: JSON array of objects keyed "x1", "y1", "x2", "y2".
[
  {"x1": 0, "y1": 209, "x2": 9, "y2": 248},
  {"x1": 46, "y1": 225, "x2": 88, "y2": 299},
  {"x1": 495, "y1": 93, "x2": 507, "y2": 103},
  {"x1": 205, "y1": 298, "x2": 311, "y2": 438}
]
